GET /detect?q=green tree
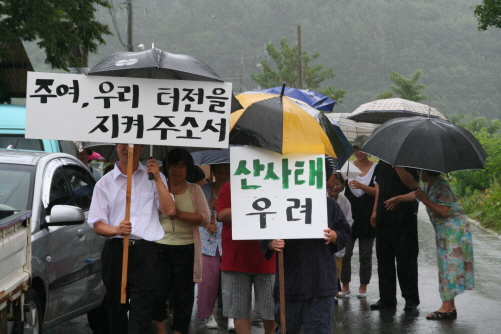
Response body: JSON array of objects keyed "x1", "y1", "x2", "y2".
[
  {"x1": 473, "y1": 0, "x2": 501, "y2": 30},
  {"x1": 0, "y1": 0, "x2": 112, "y2": 70},
  {"x1": 449, "y1": 114, "x2": 501, "y2": 135},
  {"x1": 251, "y1": 37, "x2": 345, "y2": 102},
  {"x1": 449, "y1": 116, "x2": 501, "y2": 195},
  {"x1": 377, "y1": 70, "x2": 428, "y2": 102}
]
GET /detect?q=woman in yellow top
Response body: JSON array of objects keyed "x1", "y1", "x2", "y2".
[{"x1": 153, "y1": 148, "x2": 210, "y2": 334}]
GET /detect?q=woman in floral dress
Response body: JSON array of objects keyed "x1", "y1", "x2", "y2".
[{"x1": 385, "y1": 169, "x2": 474, "y2": 320}]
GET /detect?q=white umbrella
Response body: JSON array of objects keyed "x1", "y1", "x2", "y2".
[
  {"x1": 324, "y1": 113, "x2": 378, "y2": 141},
  {"x1": 338, "y1": 161, "x2": 362, "y2": 179}
]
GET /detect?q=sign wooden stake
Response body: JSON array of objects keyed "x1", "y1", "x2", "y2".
[
  {"x1": 121, "y1": 144, "x2": 134, "y2": 303},
  {"x1": 279, "y1": 251, "x2": 286, "y2": 334}
]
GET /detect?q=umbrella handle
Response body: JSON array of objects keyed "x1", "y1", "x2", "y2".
[{"x1": 148, "y1": 144, "x2": 154, "y2": 180}]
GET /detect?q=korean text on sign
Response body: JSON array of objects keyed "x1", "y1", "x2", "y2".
[
  {"x1": 25, "y1": 72, "x2": 232, "y2": 149},
  {"x1": 230, "y1": 146, "x2": 327, "y2": 240}
]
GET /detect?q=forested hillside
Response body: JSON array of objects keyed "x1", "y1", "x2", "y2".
[{"x1": 25, "y1": 0, "x2": 501, "y2": 119}]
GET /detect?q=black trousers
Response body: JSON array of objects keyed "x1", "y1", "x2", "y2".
[
  {"x1": 341, "y1": 236, "x2": 375, "y2": 285},
  {"x1": 153, "y1": 243, "x2": 195, "y2": 334},
  {"x1": 101, "y1": 239, "x2": 157, "y2": 334},
  {"x1": 375, "y1": 221, "x2": 420, "y2": 305}
]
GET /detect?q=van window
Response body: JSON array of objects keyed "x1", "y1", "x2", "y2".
[
  {"x1": 0, "y1": 163, "x2": 34, "y2": 212},
  {"x1": 47, "y1": 168, "x2": 72, "y2": 214},
  {"x1": 62, "y1": 165, "x2": 95, "y2": 211},
  {"x1": 0, "y1": 135, "x2": 44, "y2": 151}
]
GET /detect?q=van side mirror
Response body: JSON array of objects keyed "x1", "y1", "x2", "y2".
[{"x1": 46, "y1": 205, "x2": 85, "y2": 226}]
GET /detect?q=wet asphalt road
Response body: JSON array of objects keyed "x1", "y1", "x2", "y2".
[{"x1": 45, "y1": 203, "x2": 501, "y2": 333}]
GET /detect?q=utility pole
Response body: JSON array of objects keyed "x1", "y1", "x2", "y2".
[
  {"x1": 127, "y1": 0, "x2": 133, "y2": 51},
  {"x1": 240, "y1": 54, "x2": 244, "y2": 93},
  {"x1": 297, "y1": 25, "x2": 303, "y2": 89}
]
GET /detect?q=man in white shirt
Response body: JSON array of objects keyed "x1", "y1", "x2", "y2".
[{"x1": 88, "y1": 143, "x2": 175, "y2": 334}]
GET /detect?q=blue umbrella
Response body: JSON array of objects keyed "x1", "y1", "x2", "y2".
[
  {"x1": 248, "y1": 86, "x2": 336, "y2": 112},
  {"x1": 328, "y1": 118, "x2": 354, "y2": 168}
]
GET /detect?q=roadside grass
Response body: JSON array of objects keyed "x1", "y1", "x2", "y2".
[{"x1": 457, "y1": 180, "x2": 501, "y2": 234}]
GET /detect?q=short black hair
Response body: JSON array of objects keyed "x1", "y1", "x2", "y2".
[
  {"x1": 336, "y1": 173, "x2": 345, "y2": 183},
  {"x1": 163, "y1": 148, "x2": 195, "y2": 181},
  {"x1": 325, "y1": 156, "x2": 336, "y2": 181},
  {"x1": 188, "y1": 165, "x2": 206, "y2": 183}
]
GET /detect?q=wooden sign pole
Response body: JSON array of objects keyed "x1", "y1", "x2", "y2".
[
  {"x1": 279, "y1": 251, "x2": 286, "y2": 333},
  {"x1": 121, "y1": 144, "x2": 134, "y2": 303}
]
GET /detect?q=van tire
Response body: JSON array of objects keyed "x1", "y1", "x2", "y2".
[{"x1": 24, "y1": 289, "x2": 42, "y2": 334}]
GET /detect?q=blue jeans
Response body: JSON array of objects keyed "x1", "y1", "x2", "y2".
[{"x1": 274, "y1": 295, "x2": 335, "y2": 334}]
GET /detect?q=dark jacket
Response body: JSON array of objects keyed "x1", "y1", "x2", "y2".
[
  {"x1": 261, "y1": 197, "x2": 351, "y2": 300},
  {"x1": 374, "y1": 161, "x2": 419, "y2": 225}
]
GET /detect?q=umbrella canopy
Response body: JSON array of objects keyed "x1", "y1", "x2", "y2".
[
  {"x1": 80, "y1": 141, "x2": 214, "y2": 163},
  {"x1": 338, "y1": 161, "x2": 362, "y2": 179},
  {"x1": 88, "y1": 151, "x2": 106, "y2": 162},
  {"x1": 230, "y1": 92, "x2": 347, "y2": 159},
  {"x1": 324, "y1": 113, "x2": 378, "y2": 142},
  {"x1": 348, "y1": 98, "x2": 447, "y2": 124},
  {"x1": 245, "y1": 86, "x2": 336, "y2": 112},
  {"x1": 88, "y1": 47, "x2": 243, "y2": 113},
  {"x1": 191, "y1": 149, "x2": 230, "y2": 165},
  {"x1": 85, "y1": 47, "x2": 241, "y2": 164},
  {"x1": 88, "y1": 47, "x2": 223, "y2": 82},
  {"x1": 327, "y1": 118, "x2": 354, "y2": 168},
  {"x1": 78, "y1": 141, "x2": 163, "y2": 162},
  {"x1": 360, "y1": 116, "x2": 487, "y2": 173}
]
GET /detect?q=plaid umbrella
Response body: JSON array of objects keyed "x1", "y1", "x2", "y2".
[
  {"x1": 348, "y1": 98, "x2": 446, "y2": 124},
  {"x1": 325, "y1": 113, "x2": 379, "y2": 142}
]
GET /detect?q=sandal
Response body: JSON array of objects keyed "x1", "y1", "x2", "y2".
[{"x1": 426, "y1": 311, "x2": 456, "y2": 320}]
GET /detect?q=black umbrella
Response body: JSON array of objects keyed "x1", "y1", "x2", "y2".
[
  {"x1": 79, "y1": 141, "x2": 216, "y2": 163},
  {"x1": 86, "y1": 47, "x2": 242, "y2": 164},
  {"x1": 88, "y1": 47, "x2": 223, "y2": 81},
  {"x1": 360, "y1": 116, "x2": 487, "y2": 173},
  {"x1": 88, "y1": 47, "x2": 242, "y2": 112},
  {"x1": 191, "y1": 148, "x2": 230, "y2": 165}
]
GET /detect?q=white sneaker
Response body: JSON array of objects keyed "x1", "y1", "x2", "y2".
[
  {"x1": 205, "y1": 314, "x2": 218, "y2": 329},
  {"x1": 227, "y1": 318, "x2": 235, "y2": 332}
]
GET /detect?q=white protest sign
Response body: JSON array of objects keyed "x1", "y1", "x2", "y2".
[
  {"x1": 25, "y1": 72, "x2": 231, "y2": 148},
  {"x1": 230, "y1": 146, "x2": 327, "y2": 240}
]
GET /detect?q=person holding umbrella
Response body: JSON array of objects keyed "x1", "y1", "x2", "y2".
[
  {"x1": 384, "y1": 168, "x2": 474, "y2": 320},
  {"x1": 349, "y1": 115, "x2": 484, "y2": 317},
  {"x1": 88, "y1": 143, "x2": 176, "y2": 334}
]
